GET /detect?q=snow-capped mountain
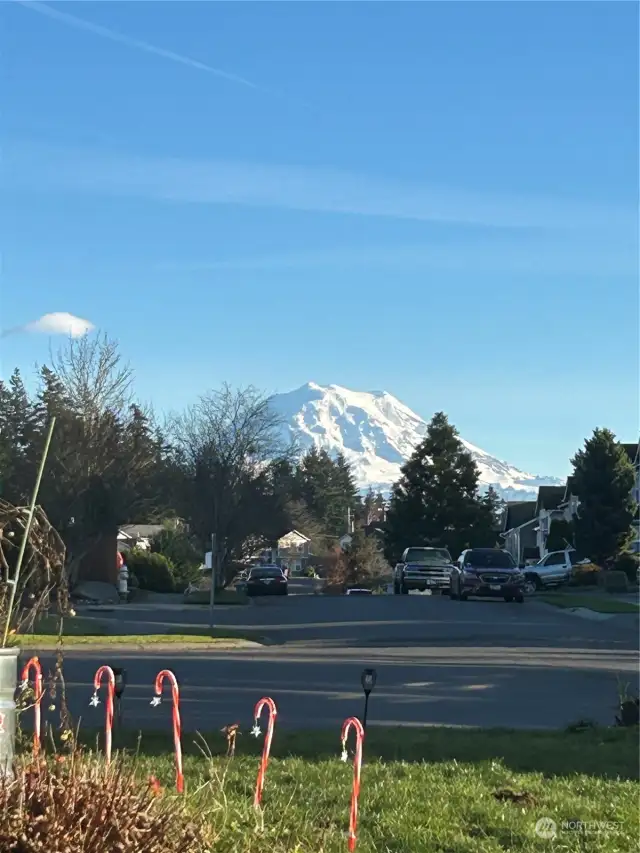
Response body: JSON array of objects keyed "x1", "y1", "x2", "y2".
[{"x1": 269, "y1": 382, "x2": 564, "y2": 501}]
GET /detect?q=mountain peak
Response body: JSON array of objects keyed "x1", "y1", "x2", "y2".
[{"x1": 269, "y1": 382, "x2": 563, "y2": 500}]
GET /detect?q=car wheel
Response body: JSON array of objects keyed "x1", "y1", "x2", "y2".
[
  {"x1": 393, "y1": 582, "x2": 401, "y2": 595},
  {"x1": 450, "y1": 584, "x2": 459, "y2": 600},
  {"x1": 524, "y1": 574, "x2": 541, "y2": 594},
  {"x1": 459, "y1": 592, "x2": 468, "y2": 601},
  {"x1": 515, "y1": 593, "x2": 525, "y2": 603},
  {"x1": 401, "y1": 583, "x2": 409, "y2": 595},
  {"x1": 504, "y1": 595, "x2": 513, "y2": 602}
]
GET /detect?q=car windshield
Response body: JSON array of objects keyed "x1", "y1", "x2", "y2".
[
  {"x1": 465, "y1": 550, "x2": 515, "y2": 569},
  {"x1": 405, "y1": 548, "x2": 451, "y2": 564},
  {"x1": 250, "y1": 568, "x2": 283, "y2": 578}
]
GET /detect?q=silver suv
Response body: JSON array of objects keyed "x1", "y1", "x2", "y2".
[
  {"x1": 393, "y1": 547, "x2": 454, "y2": 594},
  {"x1": 522, "y1": 549, "x2": 584, "y2": 593}
]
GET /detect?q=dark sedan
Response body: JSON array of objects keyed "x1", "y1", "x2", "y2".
[
  {"x1": 450, "y1": 548, "x2": 525, "y2": 603},
  {"x1": 246, "y1": 566, "x2": 288, "y2": 597}
]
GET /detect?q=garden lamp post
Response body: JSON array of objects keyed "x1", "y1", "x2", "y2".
[
  {"x1": 360, "y1": 668, "x2": 377, "y2": 731},
  {"x1": 113, "y1": 667, "x2": 127, "y2": 726}
]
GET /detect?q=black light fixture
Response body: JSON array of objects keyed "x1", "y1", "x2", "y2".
[
  {"x1": 360, "y1": 668, "x2": 377, "y2": 730},
  {"x1": 112, "y1": 667, "x2": 127, "y2": 725}
]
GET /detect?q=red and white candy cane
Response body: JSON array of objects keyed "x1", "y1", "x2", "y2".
[
  {"x1": 90, "y1": 665, "x2": 116, "y2": 764},
  {"x1": 251, "y1": 696, "x2": 277, "y2": 807},
  {"x1": 340, "y1": 716, "x2": 365, "y2": 852},
  {"x1": 151, "y1": 669, "x2": 184, "y2": 793},
  {"x1": 20, "y1": 656, "x2": 44, "y2": 755}
]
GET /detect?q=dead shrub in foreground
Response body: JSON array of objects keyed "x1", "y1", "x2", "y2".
[{"x1": 0, "y1": 753, "x2": 211, "y2": 853}]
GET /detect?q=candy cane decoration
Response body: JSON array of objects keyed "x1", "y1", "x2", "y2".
[
  {"x1": 90, "y1": 665, "x2": 116, "y2": 764},
  {"x1": 20, "y1": 656, "x2": 44, "y2": 755},
  {"x1": 340, "y1": 716, "x2": 365, "y2": 852},
  {"x1": 251, "y1": 696, "x2": 277, "y2": 807},
  {"x1": 151, "y1": 669, "x2": 184, "y2": 793}
]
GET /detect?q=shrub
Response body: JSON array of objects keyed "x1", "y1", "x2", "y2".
[
  {"x1": 127, "y1": 550, "x2": 175, "y2": 593},
  {"x1": 0, "y1": 753, "x2": 210, "y2": 853},
  {"x1": 613, "y1": 551, "x2": 640, "y2": 584},
  {"x1": 600, "y1": 570, "x2": 629, "y2": 594},
  {"x1": 571, "y1": 562, "x2": 601, "y2": 586},
  {"x1": 151, "y1": 528, "x2": 202, "y2": 591}
]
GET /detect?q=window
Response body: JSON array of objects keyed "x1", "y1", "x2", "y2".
[
  {"x1": 544, "y1": 553, "x2": 566, "y2": 566},
  {"x1": 464, "y1": 550, "x2": 515, "y2": 569}
]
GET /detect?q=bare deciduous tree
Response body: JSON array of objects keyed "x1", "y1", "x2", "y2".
[{"x1": 169, "y1": 385, "x2": 292, "y2": 584}]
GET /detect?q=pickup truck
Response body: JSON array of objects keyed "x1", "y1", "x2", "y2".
[{"x1": 393, "y1": 547, "x2": 454, "y2": 595}]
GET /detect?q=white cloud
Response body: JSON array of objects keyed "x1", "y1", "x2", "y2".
[
  {"x1": 157, "y1": 236, "x2": 638, "y2": 278},
  {"x1": 7, "y1": 144, "x2": 635, "y2": 232},
  {"x1": 18, "y1": 312, "x2": 94, "y2": 338}
]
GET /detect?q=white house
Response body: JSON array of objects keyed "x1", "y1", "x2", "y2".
[
  {"x1": 262, "y1": 530, "x2": 312, "y2": 574},
  {"x1": 117, "y1": 524, "x2": 165, "y2": 552}
]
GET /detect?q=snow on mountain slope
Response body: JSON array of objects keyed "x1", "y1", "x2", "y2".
[{"x1": 269, "y1": 382, "x2": 564, "y2": 501}]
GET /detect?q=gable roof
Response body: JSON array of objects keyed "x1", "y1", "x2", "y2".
[
  {"x1": 621, "y1": 442, "x2": 640, "y2": 467},
  {"x1": 503, "y1": 501, "x2": 537, "y2": 532},
  {"x1": 119, "y1": 524, "x2": 165, "y2": 539},
  {"x1": 536, "y1": 485, "x2": 566, "y2": 513},
  {"x1": 277, "y1": 529, "x2": 311, "y2": 543}
]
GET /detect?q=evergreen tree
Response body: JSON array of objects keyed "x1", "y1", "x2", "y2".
[
  {"x1": 384, "y1": 412, "x2": 495, "y2": 563},
  {"x1": 342, "y1": 526, "x2": 387, "y2": 587},
  {"x1": 294, "y1": 447, "x2": 358, "y2": 542},
  {"x1": 571, "y1": 429, "x2": 637, "y2": 565}
]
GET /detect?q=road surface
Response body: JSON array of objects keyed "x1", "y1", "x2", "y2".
[{"x1": 35, "y1": 593, "x2": 639, "y2": 734}]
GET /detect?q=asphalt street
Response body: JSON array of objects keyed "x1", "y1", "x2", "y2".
[{"x1": 33, "y1": 590, "x2": 639, "y2": 737}]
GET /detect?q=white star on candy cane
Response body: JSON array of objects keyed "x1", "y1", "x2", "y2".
[
  {"x1": 20, "y1": 679, "x2": 29, "y2": 692},
  {"x1": 150, "y1": 696, "x2": 162, "y2": 707},
  {"x1": 340, "y1": 748, "x2": 348, "y2": 763},
  {"x1": 89, "y1": 693, "x2": 100, "y2": 708},
  {"x1": 251, "y1": 723, "x2": 261, "y2": 738}
]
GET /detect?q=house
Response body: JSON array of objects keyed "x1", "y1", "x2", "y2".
[
  {"x1": 262, "y1": 530, "x2": 312, "y2": 574},
  {"x1": 501, "y1": 439, "x2": 640, "y2": 563},
  {"x1": 117, "y1": 524, "x2": 165, "y2": 552},
  {"x1": 500, "y1": 501, "x2": 538, "y2": 564}
]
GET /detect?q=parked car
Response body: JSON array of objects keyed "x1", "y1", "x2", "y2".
[
  {"x1": 246, "y1": 565, "x2": 288, "y2": 597},
  {"x1": 522, "y1": 549, "x2": 589, "y2": 593},
  {"x1": 450, "y1": 548, "x2": 525, "y2": 603},
  {"x1": 393, "y1": 547, "x2": 454, "y2": 594}
]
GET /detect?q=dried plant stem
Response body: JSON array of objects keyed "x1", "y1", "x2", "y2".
[{"x1": 1, "y1": 417, "x2": 56, "y2": 647}]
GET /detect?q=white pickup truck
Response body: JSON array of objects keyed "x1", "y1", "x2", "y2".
[{"x1": 393, "y1": 547, "x2": 455, "y2": 595}]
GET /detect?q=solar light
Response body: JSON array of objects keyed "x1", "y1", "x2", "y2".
[
  {"x1": 112, "y1": 667, "x2": 127, "y2": 726},
  {"x1": 360, "y1": 668, "x2": 377, "y2": 730}
]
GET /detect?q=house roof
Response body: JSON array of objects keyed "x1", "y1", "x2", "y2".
[
  {"x1": 536, "y1": 485, "x2": 566, "y2": 512},
  {"x1": 503, "y1": 501, "x2": 537, "y2": 532},
  {"x1": 621, "y1": 442, "x2": 640, "y2": 466},
  {"x1": 119, "y1": 524, "x2": 165, "y2": 539},
  {"x1": 277, "y1": 529, "x2": 311, "y2": 542}
]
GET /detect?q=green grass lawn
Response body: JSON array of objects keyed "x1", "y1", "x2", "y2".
[
  {"x1": 15, "y1": 615, "x2": 266, "y2": 648},
  {"x1": 539, "y1": 593, "x2": 640, "y2": 614},
  {"x1": 70, "y1": 727, "x2": 638, "y2": 852}
]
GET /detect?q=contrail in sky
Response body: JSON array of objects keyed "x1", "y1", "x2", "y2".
[{"x1": 19, "y1": 0, "x2": 268, "y2": 94}]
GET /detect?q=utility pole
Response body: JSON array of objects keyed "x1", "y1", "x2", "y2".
[{"x1": 209, "y1": 532, "x2": 216, "y2": 633}]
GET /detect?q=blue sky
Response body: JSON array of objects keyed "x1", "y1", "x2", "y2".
[{"x1": 2, "y1": 1, "x2": 638, "y2": 477}]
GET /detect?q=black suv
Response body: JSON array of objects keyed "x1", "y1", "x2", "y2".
[{"x1": 450, "y1": 548, "x2": 525, "y2": 603}]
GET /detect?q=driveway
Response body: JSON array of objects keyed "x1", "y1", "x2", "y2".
[{"x1": 39, "y1": 594, "x2": 639, "y2": 735}]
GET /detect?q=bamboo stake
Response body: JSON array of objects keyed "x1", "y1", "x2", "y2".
[{"x1": 2, "y1": 417, "x2": 56, "y2": 648}]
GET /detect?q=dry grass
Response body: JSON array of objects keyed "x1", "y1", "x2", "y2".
[{"x1": 0, "y1": 751, "x2": 211, "y2": 853}]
